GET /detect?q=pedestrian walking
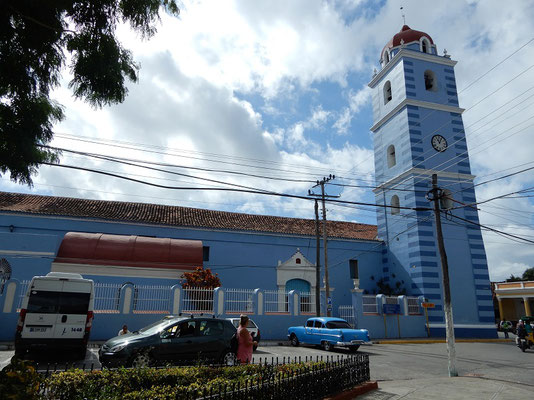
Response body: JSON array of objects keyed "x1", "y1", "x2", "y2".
[{"x1": 236, "y1": 314, "x2": 257, "y2": 364}]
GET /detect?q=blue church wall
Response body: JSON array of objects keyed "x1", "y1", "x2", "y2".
[
  {"x1": 373, "y1": 109, "x2": 410, "y2": 184},
  {"x1": 402, "y1": 57, "x2": 458, "y2": 105},
  {"x1": 406, "y1": 108, "x2": 470, "y2": 174},
  {"x1": 371, "y1": 60, "x2": 406, "y2": 123},
  {"x1": 0, "y1": 212, "x2": 382, "y2": 325},
  {"x1": 372, "y1": 171, "x2": 494, "y2": 332}
]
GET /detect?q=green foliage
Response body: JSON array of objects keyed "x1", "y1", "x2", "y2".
[
  {"x1": 42, "y1": 362, "x2": 326, "y2": 399},
  {"x1": 0, "y1": 357, "x2": 43, "y2": 400},
  {"x1": 0, "y1": 0, "x2": 179, "y2": 185}
]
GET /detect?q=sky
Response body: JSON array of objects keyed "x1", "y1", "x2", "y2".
[{"x1": 1, "y1": 0, "x2": 534, "y2": 282}]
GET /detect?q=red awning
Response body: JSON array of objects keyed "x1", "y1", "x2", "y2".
[{"x1": 54, "y1": 232, "x2": 203, "y2": 270}]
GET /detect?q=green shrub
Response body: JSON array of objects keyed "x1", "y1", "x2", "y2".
[{"x1": 42, "y1": 361, "x2": 328, "y2": 399}]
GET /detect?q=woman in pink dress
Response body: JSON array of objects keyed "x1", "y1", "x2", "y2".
[{"x1": 236, "y1": 314, "x2": 257, "y2": 364}]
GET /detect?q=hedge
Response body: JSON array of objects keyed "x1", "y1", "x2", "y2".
[{"x1": 1, "y1": 358, "x2": 334, "y2": 400}]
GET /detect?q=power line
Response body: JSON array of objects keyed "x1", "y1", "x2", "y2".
[
  {"x1": 446, "y1": 212, "x2": 534, "y2": 245},
  {"x1": 458, "y1": 37, "x2": 534, "y2": 93},
  {"x1": 41, "y1": 162, "x2": 432, "y2": 212}
]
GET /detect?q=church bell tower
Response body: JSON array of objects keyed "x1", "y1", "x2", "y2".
[{"x1": 368, "y1": 26, "x2": 495, "y2": 338}]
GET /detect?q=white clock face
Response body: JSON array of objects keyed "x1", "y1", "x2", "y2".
[{"x1": 431, "y1": 135, "x2": 448, "y2": 152}]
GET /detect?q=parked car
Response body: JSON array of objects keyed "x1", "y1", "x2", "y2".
[
  {"x1": 288, "y1": 317, "x2": 370, "y2": 352},
  {"x1": 99, "y1": 316, "x2": 237, "y2": 367},
  {"x1": 15, "y1": 272, "x2": 95, "y2": 359},
  {"x1": 227, "y1": 317, "x2": 261, "y2": 350}
]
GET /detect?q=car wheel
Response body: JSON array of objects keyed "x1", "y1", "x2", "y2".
[
  {"x1": 322, "y1": 341, "x2": 332, "y2": 351},
  {"x1": 221, "y1": 351, "x2": 237, "y2": 366},
  {"x1": 290, "y1": 334, "x2": 299, "y2": 347},
  {"x1": 131, "y1": 351, "x2": 152, "y2": 368},
  {"x1": 348, "y1": 345, "x2": 360, "y2": 353}
]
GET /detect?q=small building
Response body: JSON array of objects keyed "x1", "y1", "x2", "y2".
[{"x1": 494, "y1": 281, "x2": 534, "y2": 321}]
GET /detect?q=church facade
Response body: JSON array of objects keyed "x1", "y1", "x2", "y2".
[{"x1": 0, "y1": 26, "x2": 496, "y2": 340}]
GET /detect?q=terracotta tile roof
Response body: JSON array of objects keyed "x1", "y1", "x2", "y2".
[{"x1": 0, "y1": 191, "x2": 378, "y2": 241}]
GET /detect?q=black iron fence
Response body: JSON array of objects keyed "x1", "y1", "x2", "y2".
[{"x1": 186, "y1": 355, "x2": 371, "y2": 400}]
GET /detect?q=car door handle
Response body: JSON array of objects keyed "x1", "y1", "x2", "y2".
[{"x1": 61, "y1": 315, "x2": 67, "y2": 323}]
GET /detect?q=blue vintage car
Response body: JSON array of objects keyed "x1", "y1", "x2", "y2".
[{"x1": 287, "y1": 317, "x2": 370, "y2": 352}]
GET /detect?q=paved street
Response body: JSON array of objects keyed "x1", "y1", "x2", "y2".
[{"x1": 2, "y1": 340, "x2": 533, "y2": 388}]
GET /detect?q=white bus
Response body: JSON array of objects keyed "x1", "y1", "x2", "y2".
[{"x1": 15, "y1": 272, "x2": 95, "y2": 358}]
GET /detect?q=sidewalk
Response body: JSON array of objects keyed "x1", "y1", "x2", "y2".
[{"x1": 358, "y1": 376, "x2": 534, "y2": 399}]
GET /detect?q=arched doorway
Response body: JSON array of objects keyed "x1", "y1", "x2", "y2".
[
  {"x1": 286, "y1": 278, "x2": 310, "y2": 293},
  {"x1": 286, "y1": 278, "x2": 312, "y2": 313}
]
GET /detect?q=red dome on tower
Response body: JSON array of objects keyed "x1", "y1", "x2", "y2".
[{"x1": 384, "y1": 25, "x2": 434, "y2": 51}]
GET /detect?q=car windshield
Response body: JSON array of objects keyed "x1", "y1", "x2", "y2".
[
  {"x1": 138, "y1": 318, "x2": 182, "y2": 335},
  {"x1": 325, "y1": 321, "x2": 352, "y2": 329}
]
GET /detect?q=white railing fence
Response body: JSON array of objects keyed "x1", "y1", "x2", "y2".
[
  {"x1": 264, "y1": 289, "x2": 288, "y2": 313},
  {"x1": 94, "y1": 283, "x2": 122, "y2": 313},
  {"x1": 133, "y1": 285, "x2": 172, "y2": 314},
  {"x1": 384, "y1": 296, "x2": 398, "y2": 305},
  {"x1": 225, "y1": 288, "x2": 255, "y2": 313},
  {"x1": 407, "y1": 296, "x2": 421, "y2": 315},
  {"x1": 338, "y1": 305, "x2": 355, "y2": 327},
  {"x1": 362, "y1": 295, "x2": 378, "y2": 314},
  {"x1": 182, "y1": 287, "x2": 215, "y2": 313},
  {"x1": 299, "y1": 292, "x2": 316, "y2": 314}
]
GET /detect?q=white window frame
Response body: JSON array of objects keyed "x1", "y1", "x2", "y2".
[{"x1": 383, "y1": 80, "x2": 392, "y2": 104}]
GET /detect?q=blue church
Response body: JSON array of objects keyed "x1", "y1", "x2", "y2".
[{"x1": 0, "y1": 26, "x2": 496, "y2": 340}]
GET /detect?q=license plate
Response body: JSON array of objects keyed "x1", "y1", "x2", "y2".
[{"x1": 29, "y1": 327, "x2": 48, "y2": 332}]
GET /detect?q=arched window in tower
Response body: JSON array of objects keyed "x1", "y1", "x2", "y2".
[
  {"x1": 424, "y1": 70, "x2": 437, "y2": 91},
  {"x1": 387, "y1": 144, "x2": 396, "y2": 168},
  {"x1": 421, "y1": 37, "x2": 431, "y2": 54},
  {"x1": 383, "y1": 81, "x2": 392, "y2": 104},
  {"x1": 391, "y1": 195, "x2": 400, "y2": 215},
  {"x1": 384, "y1": 50, "x2": 390, "y2": 64}
]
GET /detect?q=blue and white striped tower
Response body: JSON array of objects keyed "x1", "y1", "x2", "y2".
[{"x1": 368, "y1": 25, "x2": 496, "y2": 338}]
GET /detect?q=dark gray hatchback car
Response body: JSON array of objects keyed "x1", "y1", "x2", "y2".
[{"x1": 99, "y1": 316, "x2": 237, "y2": 367}]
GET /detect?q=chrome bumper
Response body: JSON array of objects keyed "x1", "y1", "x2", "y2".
[{"x1": 336, "y1": 340, "x2": 371, "y2": 346}]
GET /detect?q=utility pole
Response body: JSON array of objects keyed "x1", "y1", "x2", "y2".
[
  {"x1": 309, "y1": 175, "x2": 337, "y2": 317},
  {"x1": 314, "y1": 200, "x2": 321, "y2": 316},
  {"x1": 427, "y1": 174, "x2": 458, "y2": 377}
]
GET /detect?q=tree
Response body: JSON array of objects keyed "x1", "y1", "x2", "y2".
[
  {"x1": 0, "y1": 0, "x2": 179, "y2": 185},
  {"x1": 523, "y1": 267, "x2": 534, "y2": 281},
  {"x1": 181, "y1": 266, "x2": 221, "y2": 312},
  {"x1": 506, "y1": 274, "x2": 522, "y2": 282},
  {"x1": 506, "y1": 267, "x2": 534, "y2": 282},
  {"x1": 181, "y1": 266, "x2": 221, "y2": 289}
]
